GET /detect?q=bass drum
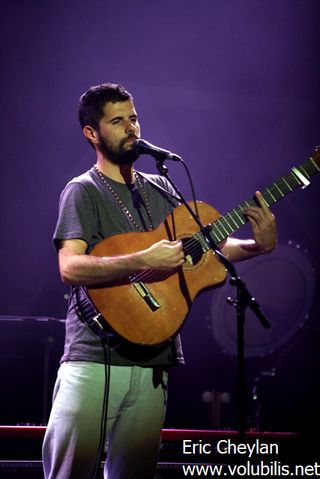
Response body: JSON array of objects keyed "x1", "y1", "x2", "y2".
[{"x1": 210, "y1": 242, "x2": 316, "y2": 358}]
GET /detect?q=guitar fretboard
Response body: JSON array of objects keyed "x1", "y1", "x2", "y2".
[{"x1": 208, "y1": 152, "x2": 320, "y2": 245}]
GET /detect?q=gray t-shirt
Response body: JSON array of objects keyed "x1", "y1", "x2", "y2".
[{"x1": 54, "y1": 167, "x2": 184, "y2": 366}]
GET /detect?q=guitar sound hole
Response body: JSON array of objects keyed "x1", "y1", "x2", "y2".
[{"x1": 182, "y1": 237, "x2": 203, "y2": 266}]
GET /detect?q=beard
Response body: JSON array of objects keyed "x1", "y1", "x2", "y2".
[{"x1": 98, "y1": 134, "x2": 139, "y2": 165}]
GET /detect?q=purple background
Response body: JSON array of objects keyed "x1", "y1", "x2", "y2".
[{"x1": 1, "y1": 0, "x2": 320, "y2": 437}]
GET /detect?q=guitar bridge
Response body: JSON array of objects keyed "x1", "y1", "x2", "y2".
[{"x1": 131, "y1": 280, "x2": 161, "y2": 312}]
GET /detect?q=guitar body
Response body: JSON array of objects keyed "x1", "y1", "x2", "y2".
[{"x1": 88, "y1": 201, "x2": 227, "y2": 345}]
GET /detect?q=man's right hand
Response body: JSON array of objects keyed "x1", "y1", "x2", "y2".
[{"x1": 142, "y1": 239, "x2": 185, "y2": 270}]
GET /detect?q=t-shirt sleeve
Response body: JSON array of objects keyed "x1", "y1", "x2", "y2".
[{"x1": 53, "y1": 181, "x2": 97, "y2": 250}]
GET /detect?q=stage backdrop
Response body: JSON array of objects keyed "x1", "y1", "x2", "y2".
[{"x1": 0, "y1": 0, "x2": 319, "y2": 436}]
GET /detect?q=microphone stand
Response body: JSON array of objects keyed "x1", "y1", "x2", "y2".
[{"x1": 154, "y1": 158, "x2": 271, "y2": 436}]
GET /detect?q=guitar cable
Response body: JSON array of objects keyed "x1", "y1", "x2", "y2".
[
  {"x1": 178, "y1": 158, "x2": 200, "y2": 218},
  {"x1": 92, "y1": 335, "x2": 110, "y2": 479},
  {"x1": 74, "y1": 285, "x2": 111, "y2": 479}
]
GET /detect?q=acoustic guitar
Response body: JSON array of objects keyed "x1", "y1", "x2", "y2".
[{"x1": 88, "y1": 147, "x2": 320, "y2": 345}]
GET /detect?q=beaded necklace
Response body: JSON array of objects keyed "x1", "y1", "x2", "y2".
[{"x1": 94, "y1": 165, "x2": 154, "y2": 231}]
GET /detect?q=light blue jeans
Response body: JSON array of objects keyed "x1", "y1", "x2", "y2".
[{"x1": 42, "y1": 362, "x2": 168, "y2": 478}]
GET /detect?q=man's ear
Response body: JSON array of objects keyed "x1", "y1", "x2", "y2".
[{"x1": 83, "y1": 125, "x2": 99, "y2": 145}]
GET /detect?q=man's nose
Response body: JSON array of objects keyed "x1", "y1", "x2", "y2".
[{"x1": 125, "y1": 120, "x2": 136, "y2": 133}]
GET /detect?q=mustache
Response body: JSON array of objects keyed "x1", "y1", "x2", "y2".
[
  {"x1": 126, "y1": 134, "x2": 139, "y2": 141},
  {"x1": 119, "y1": 135, "x2": 139, "y2": 148}
]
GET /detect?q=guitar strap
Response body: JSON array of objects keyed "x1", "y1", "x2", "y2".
[{"x1": 73, "y1": 285, "x2": 109, "y2": 340}]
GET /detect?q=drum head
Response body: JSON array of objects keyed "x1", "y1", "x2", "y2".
[{"x1": 210, "y1": 243, "x2": 316, "y2": 357}]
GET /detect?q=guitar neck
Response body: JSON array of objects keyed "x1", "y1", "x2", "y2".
[{"x1": 208, "y1": 151, "x2": 320, "y2": 244}]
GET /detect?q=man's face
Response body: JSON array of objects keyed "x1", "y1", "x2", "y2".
[{"x1": 96, "y1": 99, "x2": 141, "y2": 165}]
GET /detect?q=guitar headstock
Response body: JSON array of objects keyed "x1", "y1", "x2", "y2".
[{"x1": 312, "y1": 146, "x2": 320, "y2": 169}]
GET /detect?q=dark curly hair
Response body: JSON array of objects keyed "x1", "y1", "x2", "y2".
[{"x1": 78, "y1": 83, "x2": 133, "y2": 130}]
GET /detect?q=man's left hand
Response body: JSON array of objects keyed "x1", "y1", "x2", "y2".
[{"x1": 244, "y1": 191, "x2": 277, "y2": 254}]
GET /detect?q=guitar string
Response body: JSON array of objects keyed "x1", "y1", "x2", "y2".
[
  {"x1": 129, "y1": 178, "x2": 280, "y2": 284},
  {"x1": 130, "y1": 184, "x2": 274, "y2": 284},
  {"x1": 131, "y1": 237, "x2": 210, "y2": 283},
  {"x1": 131, "y1": 247, "x2": 213, "y2": 284},
  {"x1": 131, "y1": 239, "x2": 202, "y2": 282},
  {"x1": 131, "y1": 269, "x2": 177, "y2": 284},
  {"x1": 131, "y1": 164, "x2": 316, "y2": 284}
]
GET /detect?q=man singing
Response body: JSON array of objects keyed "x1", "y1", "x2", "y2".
[{"x1": 42, "y1": 83, "x2": 277, "y2": 478}]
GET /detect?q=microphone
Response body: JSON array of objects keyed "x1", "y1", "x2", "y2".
[{"x1": 132, "y1": 139, "x2": 182, "y2": 162}]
